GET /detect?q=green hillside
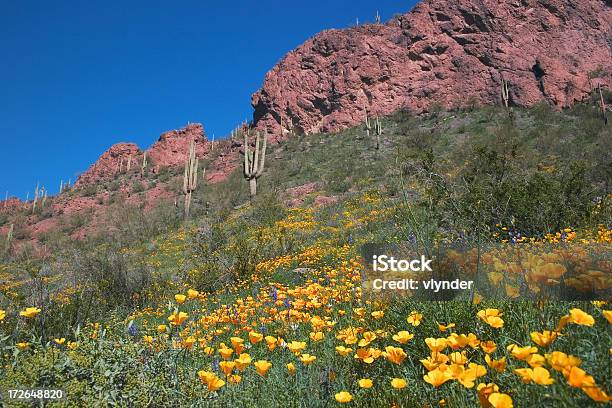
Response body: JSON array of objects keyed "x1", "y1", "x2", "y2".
[{"x1": 0, "y1": 104, "x2": 610, "y2": 407}]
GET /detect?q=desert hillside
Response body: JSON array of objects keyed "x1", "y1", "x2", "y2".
[
  {"x1": 0, "y1": 0, "x2": 611, "y2": 406},
  {"x1": 1, "y1": 104, "x2": 611, "y2": 406},
  {"x1": 253, "y1": 0, "x2": 611, "y2": 135}
]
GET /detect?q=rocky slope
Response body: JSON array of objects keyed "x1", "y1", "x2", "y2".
[
  {"x1": 252, "y1": 0, "x2": 612, "y2": 135},
  {"x1": 148, "y1": 123, "x2": 210, "y2": 170},
  {"x1": 2, "y1": 0, "x2": 611, "y2": 246},
  {"x1": 76, "y1": 123, "x2": 209, "y2": 187},
  {"x1": 75, "y1": 143, "x2": 143, "y2": 187},
  {"x1": 0, "y1": 123, "x2": 235, "y2": 242}
]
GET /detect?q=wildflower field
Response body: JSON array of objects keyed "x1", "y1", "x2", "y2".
[{"x1": 0, "y1": 105, "x2": 610, "y2": 407}]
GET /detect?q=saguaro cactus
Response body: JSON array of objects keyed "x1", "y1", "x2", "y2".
[
  {"x1": 41, "y1": 187, "x2": 47, "y2": 208},
  {"x1": 365, "y1": 111, "x2": 372, "y2": 137},
  {"x1": 243, "y1": 131, "x2": 267, "y2": 198},
  {"x1": 501, "y1": 78, "x2": 510, "y2": 109},
  {"x1": 182, "y1": 140, "x2": 198, "y2": 218},
  {"x1": 374, "y1": 117, "x2": 382, "y2": 150},
  {"x1": 32, "y1": 183, "x2": 39, "y2": 214},
  {"x1": 141, "y1": 152, "x2": 148, "y2": 175},
  {"x1": 598, "y1": 84, "x2": 608, "y2": 125},
  {"x1": 6, "y1": 223, "x2": 13, "y2": 249}
]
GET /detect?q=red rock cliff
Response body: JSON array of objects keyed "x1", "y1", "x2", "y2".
[
  {"x1": 75, "y1": 123, "x2": 209, "y2": 186},
  {"x1": 75, "y1": 143, "x2": 142, "y2": 187},
  {"x1": 252, "y1": 0, "x2": 612, "y2": 135},
  {"x1": 147, "y1": 123, "x2": 209, "y2": 169}
]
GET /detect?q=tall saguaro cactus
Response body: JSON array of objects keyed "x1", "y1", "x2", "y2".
[
  {"x1": 6, "y1": 223, "x2": 13, "y2": 250},
  {"x1": 598, "y1": 84, "x2": 608, "y2": 125},
  {"x1": 32, "y1": 183, "x2": 40, "y2": 214},
  {"x1": 501, "y1": 77, "x2": 510, "y2": 109},
  {"x1": 374, "y1": 117, "x2": 382, "y2": 150},
  {"x1": 141, "y1": 152, "x2": 148, "y2": 175},
  {"x1": 365, "y1": 111, "x2": 372, "y2": 137},
  {"x1": 41, "y1": 187, "x2": 47, "y2": 208},
  {"x1": 501, "y1": 76, "x2": 515, "y2": 120},
  {"x1": 182, "y1": 140, "x2": 198, "y2": 218},
  {"x1": 243, "y1": 131, "x2": 267, "y2": 198}
]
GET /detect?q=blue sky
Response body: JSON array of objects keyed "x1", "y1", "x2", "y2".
[{"x1": 0, "y1": 0, "x2": 417, "y2": 199}]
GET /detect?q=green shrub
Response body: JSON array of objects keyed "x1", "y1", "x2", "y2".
[
  {"x1": 59, "y1": 210, "x2": 93, "y2": 235},
  {"x1": 108, "y1": 180, "x2": 121, "y2": 192},
  {"x1": 80, "y1": 184, "x2": 98, "y2": 197},
  {"x1": 131, "y1": 181, "x2": 145, "y2": 194}
]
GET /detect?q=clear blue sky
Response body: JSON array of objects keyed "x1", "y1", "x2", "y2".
[{"x1": 1, "y1": 0, "x2": 417, "y2": 199}]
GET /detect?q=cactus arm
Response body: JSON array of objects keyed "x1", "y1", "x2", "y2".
[
  {"x1": 243, "y1": 131, "x2": 251, "y2": 178},
  {"x1": 192, "y1": 157, "x2": 199, "y2": 190},
  {"x1": 255, "y1": 133, "x2": 267, "y2": 177},
  {"x1": 501, "y1": 77, "x2": 509, "y2": 109},
  {"x1": 183, "y1": 156, "x2": 189, "y2": 194},
  {"x1": 253, "y1": 132, "x2": 260, "y2": 177},
  {"x1": 32, "y1": 183, "x2": 39, "y2": 213},
  {"x1": 599, "y1": 84, "x2": 608, "y2": 125}
]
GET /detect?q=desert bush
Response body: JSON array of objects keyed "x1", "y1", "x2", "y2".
[
  {"x1": 131, "y1": 181, "x2": 145, "y2": 194},
  {"x1": 100, "y1": 201, "x2": 181, "y2": 246},
  {"x1": 80, "y1": 184, "x2": 98, "y2": 197},
  {"x1": 412, "y1": 154, "x2": 602, "y2": 240},
  {"x1": 156, "y1": 167, "x2": 173, "y2": 183},
  {"x1": 11, "y1": 216, "x2": 31, "y2": 240},
  {"x1": 55, "y1": 243, "x2": 152, "y2": 322},
  {"x1": 38, "y1": 206, "x2": 54, "y2": 220},
  {"x1": 59, "y1": 210, "x2": 93, "y2": 235},
  {"x1": 186, "y1": 193, "x2": 287, "y2": 292},
  {"x1": 108, "y1": 180, "x2": 121, "y2": 192}
]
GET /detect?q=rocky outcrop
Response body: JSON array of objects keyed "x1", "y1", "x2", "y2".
[
  {"x1": 75, "y1": 143, "x2": 142, "y2": 187},
  {"x1": 75, "y1": 123, "x2": 209, "y2": 187},
  {"x1": 147, "y1": 123, "x2": 209, "y2": 170},
  {"x1": 252, "y1": 0, "x2": 612, "y2": 135},
  {"x1": 0, "y1": 197, "x2": 23, "y2": 213}
]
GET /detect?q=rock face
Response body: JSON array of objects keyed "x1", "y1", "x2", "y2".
[
  {"x1": 0, "y1": 197, "x2": 23, "y2": 213},
  {"x1": 147, "y1": 123, "x2": 209, "y2": 170},
  {"x1": 76, "y1": 143, "x2": 142, "y2": 187},
  {"x1": 75, "y1": 123, "x2": 209, "y2": 186},
  {"x1": 252, "y1": 0, "x2": 612, "y2": 135}
]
